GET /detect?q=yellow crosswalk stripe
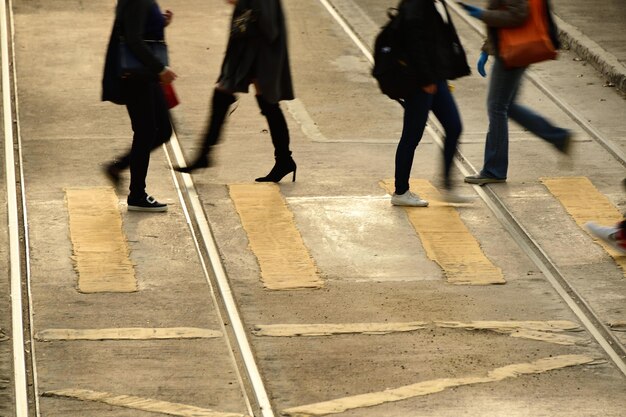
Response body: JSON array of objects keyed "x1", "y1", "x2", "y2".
[
  {"x1": 65, "y1": 187, "x2": 136, "y2": 293},
  {"x1": 381, "y1": 179, "x2": 504, "y2": 285},
  {"x1": 542, "y1": 176, "x2": 626, "y2": 270},
  {"x1": 229, "y1": 183, "x2": 323, "y2": 290}
]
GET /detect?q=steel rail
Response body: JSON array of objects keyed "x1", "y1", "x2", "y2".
[
  {"x1": 320, "y1": 0, "x2": 626, "y2": 377},
  {"x1": 163, "y1": 133, "x2": 274, "y2": 417},
  {"x1": 1, "y1": 0, "x2": 30, "y2": 414}
]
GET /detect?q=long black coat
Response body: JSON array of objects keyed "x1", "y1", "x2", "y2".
[
  {"x1": 102, "y1": 0, "x2": 166, "y2": 104},
  {"x1": 399, "y1": 0, "x2": 470, "y2": 86},
  {"x1": 218, "y1": 0, "x2": 294, "y2": 103}
]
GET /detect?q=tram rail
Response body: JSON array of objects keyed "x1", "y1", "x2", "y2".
[
  {"x1": 2, "y1": 0, "x2": 37, "y2": 414},
  {"x1": 2, "y1": 0, "x2": 626, "y2": 415}
]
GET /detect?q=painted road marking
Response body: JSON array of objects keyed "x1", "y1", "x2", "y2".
[
  {"x1": 65, "y1": 187, "x2": 136, "y2": 293},
  {"x1": 542, "y1": 176, "x2": 626, "y2": 271},
  {"x1": 253, "y1": 320, "x2": 584, "y2": 345},
  {"x1": 35, "y1": 327, "x2": 222, "y2": 341},
  {"x1": 229, "y1": 184, "x2": 322, "y2": 290},
  {"x1": 281, "y1": 355, "x2": 599, "y2": 416},
  {"x1": 253, "y1": 322, "x2": 428, "y2": 337},
  {"x1": 43, "y1": 389, "x2": 249, "y2": 417},
  {"x1": 435, "y1": 320, "x2": 584, "y2": 345},
  {"x1": 381, "y1": 179, "x2": 505, "y2": 285}
]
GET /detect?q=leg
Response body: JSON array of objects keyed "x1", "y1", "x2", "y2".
[
  {"x1": 152, "y1": 82, "x2": 173, "y2": 149},
  {"x1": 430, "y1": 80, "x2": 462, "y2": 189},
  {"x1": 508, "y1": 98, "x2": 570, "y2": 151},
  {"x1": 394, "y1": 89, "x2": 433, "y2": 195},
  {"x1": 254, "y1": 94, "x2": 297, "y2": 182},
  {"x1": 480, "y1": 58, "x2": 525, "y2": 180},
  {"x1": 255, "y1": 95, "x2": 291, "y2": 159},
  {"x1": 124, "y1": 79, "x2": 157, "y2": 199},
  {"x1": 174, "y1": 87, "x2": 236, "y2": 173},
  {"x1": 107, "y1": 83, "x2": 171, "y2": 178}
]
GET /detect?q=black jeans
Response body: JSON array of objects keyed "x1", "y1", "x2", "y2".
[
  {"x1": 121, "y1": 77, "x2": 171, "y2": 197},
  {"x1": 395, "y1": 80, "x2": 462, "y2": 195}
]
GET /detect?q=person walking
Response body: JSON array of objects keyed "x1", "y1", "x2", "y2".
[
  {"x1": 175, "y1": 0, "x2": 296, "y2": 183},
  {"x1": 390, "y1": 0, "x2": 471, "y2": 207},
  {"x1": 460, "y1": 0, "x2": 571, "y2": 185},
  {"x1": 102, "y1": 0, "x2": 177, "y2": 211}
]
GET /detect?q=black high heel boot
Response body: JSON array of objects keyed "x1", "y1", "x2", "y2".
[
  {"x1": 174, "y1": 89, "x2": 235, "y2": 173},
  {"x1": 255, "y1": 157, "x2": 297, "y2": 182},
  {"x1": 254, "y1": 95, "x2": 297, "y2": 183}
]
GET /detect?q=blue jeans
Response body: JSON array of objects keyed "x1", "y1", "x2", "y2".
[
  {"x1": 395, "y1": 80, "x2": 462, "y2": 195},
  {"x1": 481, "y1": 57, "x2": 569, "y2": 179}
]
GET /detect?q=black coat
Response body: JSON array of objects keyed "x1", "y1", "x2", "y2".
[
  {"x1": 399, "y1": 0, "x2": 470, "y2": 86},
  {"x1": 218, "y1": 0, "x2": 294, "y2": 103},
  {"x1": 102, "y1": 0, "x2": 165, "y2": 104}
]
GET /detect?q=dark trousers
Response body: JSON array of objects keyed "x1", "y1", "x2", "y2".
[
  {"x1": 395, "y1": 80, "x2": 462, "y2": 195},
  {"x1": 120, "y1": 78, "x2": 171, "y2": 197}
]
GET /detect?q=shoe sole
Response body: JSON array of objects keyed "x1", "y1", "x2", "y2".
[
  {"x1": 464, "y1": 178, "x2": 506, "y2": 185},
  {"x1": 128, "y1": 205, "x2": 168, "y2": 212},
  {"x1": 391, "y1": 201, "x2": 429, "y2": 207},
  {"x1": 585, "y1": 223, "x2": 626, "y2": 255},
  {"x1": 443, "y1": 195, "x2": 474, "y2": 204}
]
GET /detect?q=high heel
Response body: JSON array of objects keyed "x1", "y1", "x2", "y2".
[
  {"x1": 255, "y1": 157, "x2": 297, "y2": 183},
  {"x1": 174, "y1": 154, "x2": 210, "y2": 173}
]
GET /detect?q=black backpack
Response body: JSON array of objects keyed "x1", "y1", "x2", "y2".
[{"x1": 371, "y1": 7, "x2": 418, "y2": 100}]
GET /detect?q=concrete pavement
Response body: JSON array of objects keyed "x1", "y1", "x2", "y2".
[{"x1": 551, "y1": 0, "x2": 626, "y2": 93}]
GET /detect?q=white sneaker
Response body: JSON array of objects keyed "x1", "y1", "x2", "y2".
[
  {"x1": 585, "y1": 222, "x2": 626, "y2": 254},
  {"x1": 391, "y1": 190, "x2": 429, "y2": 207}
]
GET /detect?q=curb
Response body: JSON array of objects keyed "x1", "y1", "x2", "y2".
[{"x1": 554, "y1": 15, "x2": 626, "y2": 94}]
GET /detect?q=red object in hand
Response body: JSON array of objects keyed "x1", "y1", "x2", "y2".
[{"x1": 162, "y1": 83, "x2": 179, "y2": 109}]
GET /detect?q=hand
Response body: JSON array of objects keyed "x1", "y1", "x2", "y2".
[
  {"x1": 477, "y1": 51, "x2": 489, "y2": 77},
  {"x1": 422, "y1": 84, "x2": 437, "y2": 94},
  {"x1": 159, "y1": 67, "x2": 177, "y2": 84},
  {"x1": 163, "y1": 9, "x2": 174, "y2": 26},
  {"x1": 461, "y1": 3, "x2": 484, "y2": 19}
]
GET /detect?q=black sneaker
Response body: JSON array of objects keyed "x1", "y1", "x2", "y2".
[
  {"x1": 103, "y1": 162, "x2": 121, "y2": 188},
  {"x1": 127, "y1": 194, "x2": 168, "y2": 212}
]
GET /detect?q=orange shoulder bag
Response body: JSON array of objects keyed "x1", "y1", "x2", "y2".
[{"x1": 498, "y1": 0, "x2": 557, "y2": 68}]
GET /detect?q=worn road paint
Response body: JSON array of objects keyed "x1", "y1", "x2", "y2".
[
  {"x1": 609, "y1": 321, "x2": 626, "y2": 331},
  {"x1": 253, "y1": 322, "x2": 428, "y2": 337},
  {"x1": 65, "y1": 187, "x2": 136, "y2": 293},
  {"x1": 542, "y1": 177, "x2": 626, "y2": 270},
  {"x1": 435, "y1": 320, "x2": 581, "y2": 332},
  {"x1": 253, "y1": 320, "x2": 584, "y2": 345},
  {"x1": 436, "y1": 320, "x2": 584, "y2": 345},
  {"x1": 35, "y1": 327, "x2": 222, "y2": 341},
  {"x1": 281, "y1": 355, "x2": 598, "y2": 416},
  {"x1": 43, "y1": 389, "x2": 249, "y2": 417},
  {"x1": 381, "y1": 179, "x2": 505, "y2": 285},
  {"x1": 229, "y1": 184, "x2": 323, "y2": 290}
]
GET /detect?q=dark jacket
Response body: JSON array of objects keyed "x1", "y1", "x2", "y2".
[
  {"x1": 399, "y1": 0, "x2": 471, "y2": 86},
  {"x1": 102, "y1": 0, "x2": 166, "y2": 103},
  {"x1": 481, "y1": 0, "x2": 560, "y2": 56},
  {"x1": 218, "y1": 0, "x2": 294, "y2": 103}
]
